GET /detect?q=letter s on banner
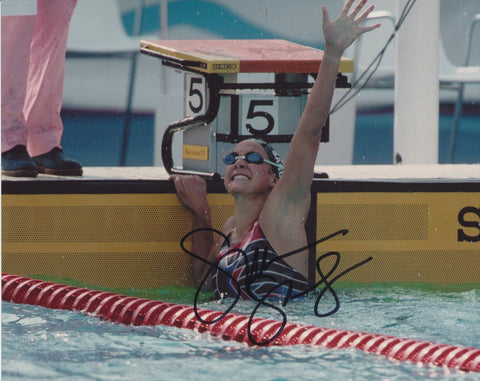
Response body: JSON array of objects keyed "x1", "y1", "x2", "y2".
[{"x1": 457, "y1": 206, "x2": 480, "y2": 242}]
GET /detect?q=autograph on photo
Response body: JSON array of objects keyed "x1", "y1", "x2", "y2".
[{"x1": 180, "y1": 228, "x2": 373, "y2": 345}]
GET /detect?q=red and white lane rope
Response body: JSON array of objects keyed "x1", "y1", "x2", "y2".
[{"x1": 2, "y1": 273, "x2": 479, "y2": 372}]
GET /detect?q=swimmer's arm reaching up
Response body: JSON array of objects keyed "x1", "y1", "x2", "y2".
[
  {"x1": 260, "y1": 1, "x2": 380, "y2": 269},
  {"x1": 268, "y1": 0, "x2": 380, "y2": 200}
]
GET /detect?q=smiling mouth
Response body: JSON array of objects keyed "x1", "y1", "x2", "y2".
[{"x1": 232, "y1": 174, "x2": 250, "y2": 181}]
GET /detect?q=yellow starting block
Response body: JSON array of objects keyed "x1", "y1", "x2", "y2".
[{"x1": 140, "y1": 39, "x2": 354, "y2": 74}]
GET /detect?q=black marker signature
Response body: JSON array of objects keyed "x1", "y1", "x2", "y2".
[{"x1": 180, "y1": 228, "x2": 372, "y2": 345}]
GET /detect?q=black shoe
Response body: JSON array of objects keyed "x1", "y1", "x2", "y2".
[
  {"x1": 32, "y1": 147, "x2": 83, "y2": 176},
  {"x1": 2, "y1": 145, "x2": 38, "y2": 177}
]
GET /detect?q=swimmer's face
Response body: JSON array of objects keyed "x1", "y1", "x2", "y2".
[{"x1": 224, "y1": 140, "x2": 277, "y2": 196}]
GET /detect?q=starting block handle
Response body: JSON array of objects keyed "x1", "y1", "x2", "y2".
[{"x1": 161, "y1": 76, "x2": 222, "y2": 181}]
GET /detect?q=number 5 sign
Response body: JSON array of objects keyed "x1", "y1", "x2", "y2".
[
  {"x1": 240, "y1": 95, "x2": 279, "y2": 136},
  {"x1": 184, "y1": 73, "x2": 207, "y2": 117}
]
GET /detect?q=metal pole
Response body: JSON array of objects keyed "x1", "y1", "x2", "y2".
[{"x1": 393, "y1": 0, "x2": 439, "y2": 164}]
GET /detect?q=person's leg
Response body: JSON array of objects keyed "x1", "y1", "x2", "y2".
[
  {"x1": 25, "y1": 0, "x2": 82, "y2": 175},
  {"x1": 1, "y1": 15, "x2": 35, "y2": 152},
  {"x1": 1, "y1": 15, "x2": 38, "y2": 176},
  {"x1": 24, "y1": 0, "x2": 77, "y2": 156}
]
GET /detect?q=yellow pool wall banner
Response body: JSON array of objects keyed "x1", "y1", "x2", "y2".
[
  {"x1": 314, "y1": 192, "x2": 479, "y2": 284},
  {"x1": 2, "y1": 189, "x2": 479, "y2": 288}
]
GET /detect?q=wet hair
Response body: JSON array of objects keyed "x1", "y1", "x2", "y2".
[{"x1": 247, "y1": 138, "x2": 284, "y2": 178}]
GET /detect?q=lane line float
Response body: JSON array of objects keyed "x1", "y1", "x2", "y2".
[{"x1": 3, "y1": 273, "x2": 479, "y2": 372}]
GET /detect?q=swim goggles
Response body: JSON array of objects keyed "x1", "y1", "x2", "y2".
[{"x1": 223, "y1": 152, "x2": 283, "y2": 169}]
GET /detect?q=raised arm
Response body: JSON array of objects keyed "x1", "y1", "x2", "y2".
[
  {"x1": 277, "y1": 0, "x2": 380, "y2": 197},
  {"x1": 259, "y1": 1, "x2": 380, "y2": 273}
]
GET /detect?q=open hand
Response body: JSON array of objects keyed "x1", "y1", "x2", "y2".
[{"x1": 322, "y1": 0, "x2": 381, "y2": 56}]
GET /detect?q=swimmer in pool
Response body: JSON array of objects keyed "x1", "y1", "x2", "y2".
[{"x1": 171, "y1": 0, "x2": 380, "y2": 300}]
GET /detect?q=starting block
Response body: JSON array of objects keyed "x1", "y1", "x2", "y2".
[{"x1": 140, "y1": 39, "x2": 354, "y2": 179}]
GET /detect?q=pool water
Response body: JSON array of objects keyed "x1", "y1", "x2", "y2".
[{"x1": 3, "y1": 285, "x2": 479, "y2": 380}]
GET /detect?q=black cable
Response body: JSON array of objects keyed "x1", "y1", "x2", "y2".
[{"x1": 329, "y1": 0, "x2": 417, "y2": 115}]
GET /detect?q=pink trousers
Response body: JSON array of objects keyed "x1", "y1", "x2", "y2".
[{"x1": 1, "y1": 0, "x2": 77, "y2": 156}]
